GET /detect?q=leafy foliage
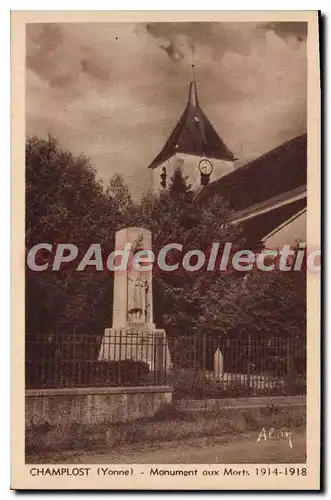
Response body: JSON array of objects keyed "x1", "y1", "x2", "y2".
[
  {"x1": 198, "y1": 267, "x2": 306, "y2": 340},
  {"x1": 25, "y1": 136, "x2": 133, "y2": 337},
  {"x1": 129, "y1": 166, "x2": 247, "y2": 337}
]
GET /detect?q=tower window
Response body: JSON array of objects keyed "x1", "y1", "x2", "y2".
[
  {"x1": 160, "y1": 166, "x2": 167, "y2": 188},
  {"x1": 200, "y1": 173, "x2": 210, "y2": 186}
]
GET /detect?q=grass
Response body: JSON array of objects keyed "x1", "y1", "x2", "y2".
[{"x1": 26, "y1": 403, "x2": 306, "y2": 457}]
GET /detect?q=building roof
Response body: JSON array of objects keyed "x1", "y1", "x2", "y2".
[
  {"x1": 195, "y1": 133, "x2": 307, "y2": 247},
  {"x1": 239, "y1": 198, "x2": 307, "y2": 248},
  {"x1": 196, "y1": 133, "x2": 307, "y2": 209},
  {"x1": 148, "y1": 75, "x2": 236, "y2": 169}
]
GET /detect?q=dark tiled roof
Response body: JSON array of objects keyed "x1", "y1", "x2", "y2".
[
  {"x1": 148, "y1": 81, "x2": 236, "y2": 169},
  {"x1": 196, "y1": 133, "x2": 307, "y2": 210},
  {"x1": 240, "y1": 198, "x2": 307, "y2": 247},
  {"x1": 195, "y1": 133, "x2": 307, "y2": 246}
]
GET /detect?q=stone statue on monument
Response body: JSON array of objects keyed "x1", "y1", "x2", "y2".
[{"x1": 127, "y1": 275, "x2": 149, "y2": 323}]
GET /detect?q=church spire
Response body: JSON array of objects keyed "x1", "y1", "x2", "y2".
[
  {"x1": 191, "y1": 46, "x2": 196, "y2": 82},
  {"x1": 147, "y1": 54, "x2": 236, "y2": 170},
  {"x1": 188, "y1": 48, "x2": 198, "y2": 107}
]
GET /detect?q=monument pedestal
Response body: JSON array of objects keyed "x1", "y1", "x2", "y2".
[{"x1": 99, "y1": 327, "x2": 171, "y2": 378}]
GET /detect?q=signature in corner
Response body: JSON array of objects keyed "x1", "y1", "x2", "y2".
[{"x1": 256, "y1": 427, "x2": 293, "y2": 449}]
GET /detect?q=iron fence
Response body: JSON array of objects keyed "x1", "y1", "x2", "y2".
[
  {"x1": 169, "y1": 335, "x2": 306, "y2": 399},
  {"x1": 25, "y1": 330, "x2": 169, "y2": 389},
  {"x1": 25, "y1": 332, "x2": 306, "y2": 397}
]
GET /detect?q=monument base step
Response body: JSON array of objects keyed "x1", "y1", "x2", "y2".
[{"x1": 98, "y1": 327, "x2": 171, "y2": 372}]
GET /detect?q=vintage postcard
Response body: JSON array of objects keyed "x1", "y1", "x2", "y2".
[{"x1": 11, "y1": 10, "x2": 321, "y2": 490}]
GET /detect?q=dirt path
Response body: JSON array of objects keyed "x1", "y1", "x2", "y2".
[{"x1": 27, "y1": 430, "x2": 306, "y2": 464}]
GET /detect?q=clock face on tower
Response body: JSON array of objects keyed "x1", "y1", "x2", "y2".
[{"x1": 198, "y1": 159, "x2": 213, "y2": 176}]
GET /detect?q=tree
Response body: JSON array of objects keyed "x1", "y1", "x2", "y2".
[
  {"x1": 105, "y1": 173, "x2": 134, "y2": 223},
  {"x1": 168, "y1": 165, "x2": 192, "y2": 200},
  {"x1": 130, "y1": 166, "x2": 245, "y2": 339},
  {"x1": 26, "y1": 135, "x2": 107, "y2": 248},
  {"x1": 25, "y1": 136, "x2": 131, "y2": 338},
  {"x1": 198, "y1": 266, "x2": 306, "y2": 340}
]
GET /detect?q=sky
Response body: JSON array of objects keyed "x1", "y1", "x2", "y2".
[{"x1": 26, "y1": 21, "x2": 307, "y2": 199}]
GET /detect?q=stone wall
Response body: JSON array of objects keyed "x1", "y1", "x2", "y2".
[{"x1": 26, "y1": 386, "x2": 173, "y2": 427}]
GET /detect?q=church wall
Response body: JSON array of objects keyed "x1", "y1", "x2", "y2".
[
  {"x1": 151, "y1": 153, "x2": 233, "y2": 194},
  {"x1": 263, "y1": 211, "x2": 307, "y2": 249}
]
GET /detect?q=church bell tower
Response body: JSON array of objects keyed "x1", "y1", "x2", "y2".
[{"x1": 148, "y1": 63, "x2": 236, "y2": 193}]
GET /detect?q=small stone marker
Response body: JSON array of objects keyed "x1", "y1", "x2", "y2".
[{"x1": 214, "y1": 347, "x2": 224, "y2": 379}]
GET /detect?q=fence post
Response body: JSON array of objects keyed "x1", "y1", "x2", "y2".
[
  {"x1": 286, "y1": 336, "x2": 291, "y2": 391},
  {"x1": 247, "y1": 334, "x2": 251, "y2": 393},
  {"x1": 118, "y1": 330, "x2": 122, "y2": 386},
  {"x1": 202, "y1": 334, "x2": 207, "y2": 377},
  {"x1": 73, "y1": 327, "x2": 76, "y2": 387},
  {"x1": 193, "y1": 335, "x2": 198, "y2": 375},
  {"x1": 202, "y1": 334, "x2": 207, "y2": 399}
]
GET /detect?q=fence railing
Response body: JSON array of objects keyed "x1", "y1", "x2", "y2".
[
  {"x1": 25, "y1": 332, "x2": 306, "y2": 397},
  {"x1": 169, "y1": 335, "x2": 306, "y2": 399},
  {"x1": 25, "y1": 331, "x2": 169, "y2": 389}
]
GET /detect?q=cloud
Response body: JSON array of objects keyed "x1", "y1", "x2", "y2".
[
  {"x1": 26, "y1": 21, "x2": 307, "y2": 199},
  {"x1": 263, "y1": 22, "x2": 308, "y2": 41},
  {"x1": 27, "y1": 24, "x2": 70, "y2": 89},
  {"x1": 145, "y1": 21, "x2": 307, "y2": 61},
  {"x1": 145, "y1": 22, "x2": 259, "y2": 61},
  {"x1": 80, "y1": 58, "x2": 110, "y2": 82}
]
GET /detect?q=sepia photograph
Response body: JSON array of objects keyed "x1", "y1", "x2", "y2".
[{"x1": 11, "y1": 10, "x2": 320, "y2": 490}]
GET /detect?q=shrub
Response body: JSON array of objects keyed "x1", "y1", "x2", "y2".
[{"x1": 26, "y1": 358, "x2": 150, "y2": 388}]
